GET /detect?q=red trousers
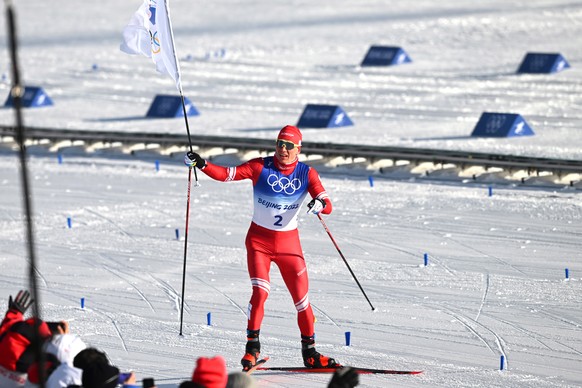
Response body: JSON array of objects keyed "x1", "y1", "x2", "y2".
[{"x1": 245, "y1": 222, "x2": 314, "y2": 337}]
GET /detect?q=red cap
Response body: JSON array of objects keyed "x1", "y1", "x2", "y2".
[
  {"x1": 277, "y1": 125, "x2": 302, "y2": 146},
  {"x1": 192, "y1": 356, "x2": 227, "y2": 388}
]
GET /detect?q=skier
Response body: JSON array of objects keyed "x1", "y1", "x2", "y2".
[{"x1": 184, "y1": 125, "x2": 338, "y2": 370}]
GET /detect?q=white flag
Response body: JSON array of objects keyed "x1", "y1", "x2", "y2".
[{"x1": 120, "y1": 0, "x2": 182, "y2": 91}]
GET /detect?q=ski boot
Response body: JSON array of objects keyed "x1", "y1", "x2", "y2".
[
  {"x1": 302, "y1": 347, "x2": 339, "y2": 368},
  {"x1": 301, "y1": 335, "x2": 339, "y2": 368},
  {"x1": 241, "y1": 329, "x2": 261, "y2": 372}
]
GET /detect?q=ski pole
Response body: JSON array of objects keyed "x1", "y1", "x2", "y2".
[
  {"x1": 179, "y1": 167, "x2": 193, "y2": 335},
  {"x1": 316, "y1": 213, "x2": 376, "y2": 311}
]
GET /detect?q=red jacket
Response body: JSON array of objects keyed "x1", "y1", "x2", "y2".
[
  {"x1": 0, "y1": 309, "x2": 53, "y2": 373},
  {"x1": 0, "y1": 309, "x2": 22, "y2": 337}
]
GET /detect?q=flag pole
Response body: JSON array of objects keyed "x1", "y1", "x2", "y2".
[
  {"x1": 176, "y1": 88, "x2": 196, "y2": 336},
  {"x1": 163, "y1": 0, "x2": 197, "y2": 168},
  {"x1": 161, "y1": 0, "x2": 199, "y2": 334},
  {"x1": 121, "y1": 0, "x2": 199, "y2": 334}
]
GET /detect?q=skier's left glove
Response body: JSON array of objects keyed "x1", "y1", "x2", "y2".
[
  {"x1": 327, "y1": 366, "x2": 359, "y2": 388},
  {"x1": 306, "y1": 198, "x2": 326, "y2": 215},
  {"x1": 184, "y1": 151, "x2": 206, "y2": 169}
]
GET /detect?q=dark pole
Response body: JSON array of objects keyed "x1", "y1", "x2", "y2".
[
  {"x1": 176, "y1": 89, "x2": 200, "y2": 335},
  {"x1": 317, "y1": 214, "x2": 376, "y2": 311},
  {"x1": 4, "y1": 1, "x2": 46, "y2": 386},
  {"x1": 179, "y1": 167, "x2": 193, "y2": 335},
  {"x1": 164, "y1": 0, "x2": 199, "y2": 335}
]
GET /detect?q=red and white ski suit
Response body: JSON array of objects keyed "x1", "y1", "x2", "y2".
[{"x1": 200, "y1": 155, "x2": 332, "y2": 337}]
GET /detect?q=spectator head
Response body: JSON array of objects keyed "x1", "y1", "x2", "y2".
[
  {"x1": 179, "y1": 382, "x2": 204, "y2": 388},
  {"x1": 191, "y1": 356, "x2": 227, "y2": 388},
  {"x1": 81, "y1": 361, "x2": 120, "y2": 388},
  {"x1": 73, "y1": 347, "x2": 109, "y2": 370},
  {"x1": 227, "y1": 371, "x2": 257, "y2": 388}
]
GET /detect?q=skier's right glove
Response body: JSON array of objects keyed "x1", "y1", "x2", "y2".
[
  {"x1": 184, "y1": 151, "x2": 206, "y2": 169},
  {"x1": 327, "y1": 367, "x2": 359, "y2": 388},
  {"x1": 306, "y1": 198, "x2": 326, "y2": 215},
  {"x1": 8, "y1": 290, "x2": 33, "y2": 314}
]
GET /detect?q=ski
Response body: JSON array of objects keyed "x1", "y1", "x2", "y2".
[
  {"x1": 255, "y1": 365, "x2": 422, "y2": 375},
  {"x1": 244, "y1": 357, "x2": 270, "y2": 375}
]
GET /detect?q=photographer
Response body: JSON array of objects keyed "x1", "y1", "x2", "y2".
[{"x1": 0, "y1": 290, "x2": 68, "y2": 387}]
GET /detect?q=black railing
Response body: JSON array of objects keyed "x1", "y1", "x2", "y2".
[{"x1": 1, "y1": 125, "x2": 581, "y2": 176}]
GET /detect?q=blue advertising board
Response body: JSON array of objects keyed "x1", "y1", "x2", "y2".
[
  {"x1": 471, "y1": 112, "x2": 535, "y2": 138},
  {"x1": 4, "y1": 86, "x2": 53, "y2": 108},
  {"x1": 146, "y1": 95, "x2": 199, "y2": 118},
  {"x1": 517, "y1": 53, "x2": 570, "y2": 74},
  {"x1": 361, "y1": 46, "x2": 412, "y2": 67},
  {"x1": 297, "y1": 104, "x2": 353, "y2": 128}
]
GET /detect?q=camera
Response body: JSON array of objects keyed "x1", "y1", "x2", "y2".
[{"x1": 46, "y1": 321, "x2": 66, "y2": 333}]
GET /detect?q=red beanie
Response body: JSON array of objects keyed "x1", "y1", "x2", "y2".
[
  {"x1": 192, "y1": 356, "x2": 227, "y2": 388},
  {"x1": 277, "y1": 125, "x2": 302, "y2": 146}
]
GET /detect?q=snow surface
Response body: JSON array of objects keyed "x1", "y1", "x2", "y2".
[{"x1": 1, "y1": 1, "x2": 582, "y2": 387}]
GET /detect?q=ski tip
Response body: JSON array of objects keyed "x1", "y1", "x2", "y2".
[
  {"x1": 243, "y1": 357, "x2": 270, "y2": 374},
  {"x1": 349, "y1": 367, "x2": 424, "y2": 375}
]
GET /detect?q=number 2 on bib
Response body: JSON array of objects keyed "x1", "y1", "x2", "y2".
[{"x1": 274, "y1": 215, "x2": 283, "y2": 226}]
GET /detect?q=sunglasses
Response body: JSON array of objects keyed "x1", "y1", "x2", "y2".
[{"x1": 276, "y1": 139, "x2": 300, "y2": 150}]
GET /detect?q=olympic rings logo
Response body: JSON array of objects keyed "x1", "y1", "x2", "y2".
[
  {"x1": 267, "y1": 174, "x2": 302, "y2": 195},
  {"x1": 150, "y1": 31, "x2": 161, "y2": 54}
]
